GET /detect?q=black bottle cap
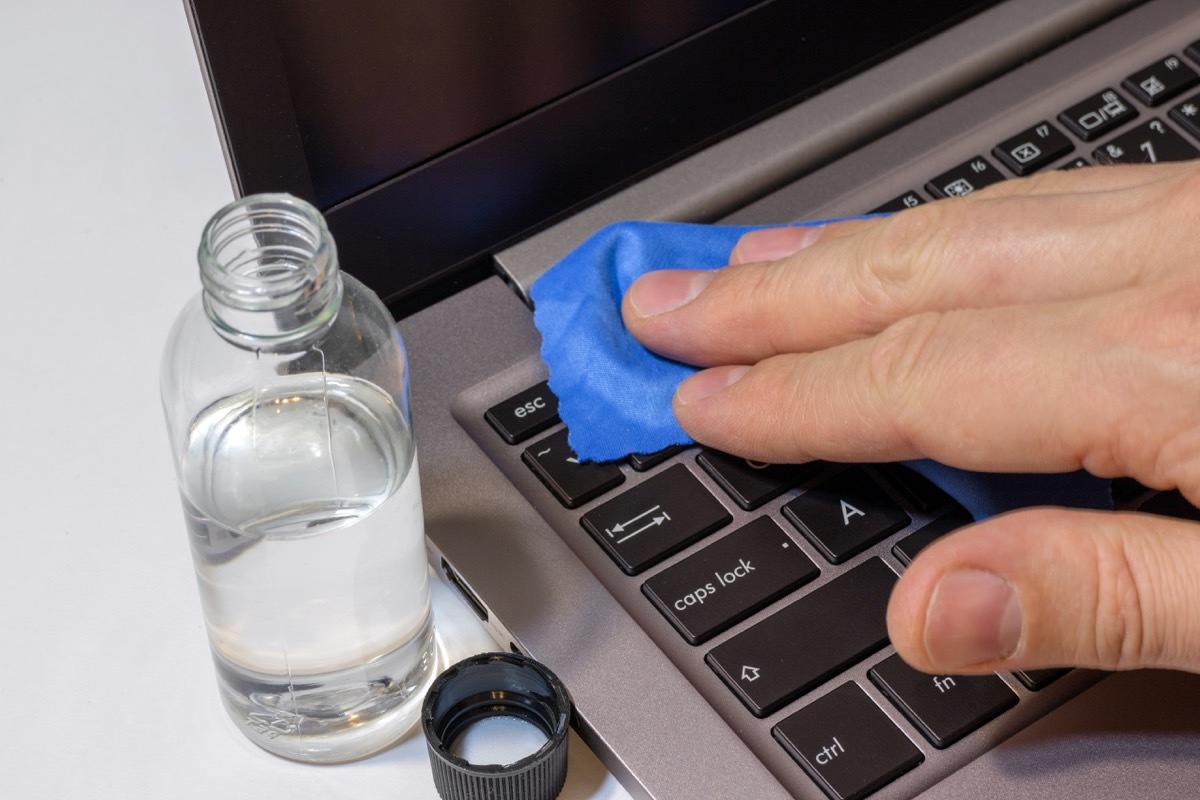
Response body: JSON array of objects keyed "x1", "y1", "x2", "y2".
[{"x1": 421, "y1": 652, "x2": 572, "y2": 800}]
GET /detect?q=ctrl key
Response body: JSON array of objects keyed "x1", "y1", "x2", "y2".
[{"x1": 774, "y1": 683, "x2": 922, "y2": 800}]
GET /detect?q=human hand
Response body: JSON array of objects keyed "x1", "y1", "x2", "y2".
[{"x1": 621, "y1": 163, "x2": 1200, "y2": 676}]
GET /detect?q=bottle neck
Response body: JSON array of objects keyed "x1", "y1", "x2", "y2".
[{"x1": 198, "y1": 193, "x2": 341, "y2": 350}]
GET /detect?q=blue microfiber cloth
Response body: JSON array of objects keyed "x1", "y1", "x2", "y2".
[{"x1": 529, "y1": 220, "x2": 1112, "y2": 520}]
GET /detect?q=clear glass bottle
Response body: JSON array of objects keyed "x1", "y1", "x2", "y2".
[{"x1": 160, "y1": 193, "x2": 438, "y2": 763}]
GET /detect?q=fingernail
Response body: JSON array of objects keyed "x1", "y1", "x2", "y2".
[
  {"x1": 627, "y1": 270, "x2": 715, "y2": 318},
  {"x1": 732, "y1": 225, "x2": 824, "y2": 264},
  {"x1": 675, "y1": 365, "x2": 750, "y2": 406},
  {"x1": 924, "y1": 569, "x2": 1022, "y2": 668}
]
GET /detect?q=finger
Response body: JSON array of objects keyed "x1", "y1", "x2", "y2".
[
  {"x1": 626, "y1": 165, "x2": 1200, "y2": 367},
  {"x1": 728, "y1": 163, "x2": 1185, "y2": 265},
  {"x1": 671, "y1": 284, "x2": 1200, "y2": 486},
  {"x1": 887, "y1": 507, "x2": 1200, "y2": 673}
]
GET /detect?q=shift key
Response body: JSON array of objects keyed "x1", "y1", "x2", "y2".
[
  {"x1": 706, "y1": 558, "x2": 896, "y2": 717},
  {"x1": 643, "y1": 517, "x2": 819, "y2": 645}
]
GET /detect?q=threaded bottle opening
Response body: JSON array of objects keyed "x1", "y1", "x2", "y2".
[{"x1": 198, "y1": 193, "x2": 341, "y2": 348}]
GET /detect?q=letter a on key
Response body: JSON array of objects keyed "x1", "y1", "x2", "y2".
[{"x1": 840, "y1": 500, "x2": 866, "y2": 526}]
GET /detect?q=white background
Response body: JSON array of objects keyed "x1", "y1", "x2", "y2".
[{"x1": 0, "y1": 3, "x2": 628, "y2": 797}]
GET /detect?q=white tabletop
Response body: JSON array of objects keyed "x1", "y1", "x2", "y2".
[{"x1": 0, "y1": 3, "x2": 628, "y2": 797}]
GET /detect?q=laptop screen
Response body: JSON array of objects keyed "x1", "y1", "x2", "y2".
[{"x1": 188, "y1": 0, "x2": 1002, "y2": 314}]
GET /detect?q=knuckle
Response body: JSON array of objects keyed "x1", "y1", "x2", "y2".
[
  {"x1": 852, "y1": 203, "x2": 953, "y2": 322},
  {"x1": 866, "y1": 311, "x2": 945, "y2": 448},
  {"x1": 1085, "y1": 528, "x2": 1165, "y2": 669}
]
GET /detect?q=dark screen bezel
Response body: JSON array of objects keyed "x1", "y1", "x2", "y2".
[{"x1": 186, "y1": 0, "x2": 999, "y2": 316}]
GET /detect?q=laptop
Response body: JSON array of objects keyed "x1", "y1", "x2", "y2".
[{"x1": 184, "y1": 1, "x2": 1200, "y2": 797}]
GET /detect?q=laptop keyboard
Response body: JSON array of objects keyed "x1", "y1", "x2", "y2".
[{"x1": 471, "y1": 36, "x2": 1200, "y2": 800}]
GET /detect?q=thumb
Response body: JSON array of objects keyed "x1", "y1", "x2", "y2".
[{"x1": 887, "y1": 507, "x2": 1200, "y2": 674}]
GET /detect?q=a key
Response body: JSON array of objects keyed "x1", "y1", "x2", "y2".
[
  {"x1": 642, "y1": 517, "x2": 819, "y2": 645},
  {"x1": 773, "y1": 682, "x2": 923, "y2": 800},
  {"x1": 629, "y1": 445, "x2": 688, "y2": 472},
  {"x1": 523, "y1": 428, "x2": 624, "y2": 509},
  {"x1": 925, "y1": 156, "x2": 1005, "y2": 199},
  {"x1": 892, "y1": 513, "x2": 972, "y2": 567},
  {"x1": 1122, "y1": 55, "x2": 1200, "y2": 107},
  {"x1": 1169, "y1": 92, "x2": 1200, "y2": 140},
  {"x1": 876, "y1": 463, "x2": 957, "y2": 514},
  {"x1": 782, "y1": 467, "x2": 911, "y2": 564},
  {"x1": 869, "y1": 654, "x2": 1017, "y2": 749},
  {"x1": 581, "y1": 464, "x2": 730, "y2": 575},
  {"x1": 486, "y1": 381, "x2": 560, "y2": 444},
  {"x1": 1013, "y1": 668, "x2": 1071, "y2": 691},
  {"x1": 1059, "y1": 88, "x2": 1137, "y2": 141},
  {"x1": 1094, "y1": 119, "x2": 1200, "y2": 164},
  {"x1": 871, "y1": 191, "x2": 925, "y2": 213},
  {"x1": 696, "y1": 449, "x2": 820, "y2": 511},
  {"x1": 993, "y1": 121, "x2": 1073, "y2": 176},
  {"x1": 706, "y1": 558, "x2": 896, "y2": 717}
]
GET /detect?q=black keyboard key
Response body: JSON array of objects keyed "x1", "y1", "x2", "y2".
[
  {"x1": 869, "y1": 654, "x2": 1017, "y2": 749},
  {"x1": 1094, "y1": 120, "x2": 1200, "y2": 164},
  {"x1": 629, "y1": 445, "x2": 688, "y2": 472},
  {"x1": 486, "y1": 381, "x2": 560, "y2": 444},
  {"x1": 892, "y1": 513, "x2": 972, "y2": 567},
  {"x1": 993, "y1": 121, "x2": 1073, "y2": 176},
  {"x1": 1059, "y1": 89, "x2": 1137, "y2": 141},
  {"x1": 581, "y1": 464, "x2": 730, "y2": 575},
  {"x1": 925, "y1": 156, "x2": 1005, "y2": 199},
  {"x1": 523, "y1": 428, "x2": 624, "y2": 509},
  {"x1": 1122, "y1": 55, "x2": 1200, "y2": 107},
  {"x1": 1013, "y1": 668, "x2": 1070, "y2": 691},
  {"x1": 773, "y1": 682, "x2": 923, "y2": 800},
  {"x1": 876, "y1": 463, "x2": 957, "y2": 514},
  {"x1": 871, "y1": 191, "x2": 925, "y2": 214},
  {"x1": 696, "y1": 450, "x2": 821, "y2": 511},
  {"x1": 706, "y1": 558, "x2": 896, "y2": 716},
  {"x1": 1168, "y1": 92, "x2": 1200, "y2": 140},
  {"x1": 643, "y1": 517, "x2": 819, "y2": 645},
  {"x1": 783, "y1": 468, "x2": 911, "y2": 564},
  {"x1": 1188, "y1": 40, "x2": 1200, "y2": 65}
]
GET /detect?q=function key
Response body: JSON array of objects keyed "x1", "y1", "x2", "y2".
[
  {"x1": 925, "y1": 156, "x2": 1005, "y2": 199},
  {"x1": 1169, "y1": 93, "x2": 1200, "y2": 140},
  {"x1": 697, "y1": 449, "x2": 821, "y2": 511},
  {"x1": 869, "y1": 654, "x2": 1017, "y2": 749},
  {"x1": 1094, "y1": 120, "x2": 1200, "y2": 164},
  {"x1": 706, "y1": 558, "x2": 896, "y2": 717},
  {"x1": 773, "y1": 682, "x2": 923, "y2": 800},
  {"x1": 1059, "y1": 89, "x2": 1137, "y2": 141},
  {"x1": 581, "y1": 464, "x2": 730, "y2": 575},
  {"x1": 486, "y1": 381, "x2": 560, "y2": 444},
  {"x1": 871, "y1": 191, "x2": 925, "y2": 214},
  {"x1": 783, "y1": 467, "x2": 911, "y2": 564},
  {"x1": 522, "y1": 428, "x2": 624, "y2": 509},
  {"x1": 1122, "y1": 55, "x2": 1200, "y2": 107},
  {"x1": 992, "y1": 121, "x2": 1073, "y2": 176},
  {"x1": 642, "y1": 517, "x2": 819, "y2": 645}
]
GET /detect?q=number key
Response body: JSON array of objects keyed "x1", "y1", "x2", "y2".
[{"x1": 1094, "y1": 120, "x2": 1200, "y2": 164}]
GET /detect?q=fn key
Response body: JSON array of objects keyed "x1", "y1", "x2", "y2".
[{"x1": 775, "y1": 682, "x2": 922, "y2": 800}]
